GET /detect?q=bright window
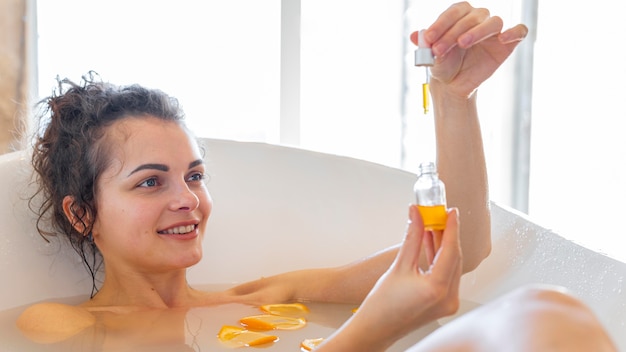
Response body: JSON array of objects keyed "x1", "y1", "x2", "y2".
[
  {"x1": 37, "y1": 0, "x2": 520, "y2": 199},
  {"x1": 529, "y1": 0, "x2": 626, "y2": 262},
  {"x1": 41, "y1": 1, "x2": 605, "y2": 260},
  {"x1": 36, "y1": 0, "x2": 282, "y2": 142}
]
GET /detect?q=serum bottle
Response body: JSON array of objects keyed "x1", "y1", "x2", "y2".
[{"x1": 414, "y1": 161, "x2": 447, "y2": 231}]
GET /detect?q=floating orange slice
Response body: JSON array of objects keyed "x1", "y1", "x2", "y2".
[
  {"x1": 217, "y1": 325, "x2": 278, "y2": 347},
  {"x1": 259, "y1": 303, "x2": 310, "y2": 318},
  {"x1": 240, "y1": 314, "x2": 306, "y2": 331},
  {"x1": 301, "y1": 337, "x2": 325, "y2": 351}
]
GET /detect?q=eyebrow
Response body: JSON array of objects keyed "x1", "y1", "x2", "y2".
[
  {"x1": 189, "y1": 159, "x2": 204, "y2": 169},
  {"x1": 128, "y1": 159, "x2": 204, "y2": 176}
]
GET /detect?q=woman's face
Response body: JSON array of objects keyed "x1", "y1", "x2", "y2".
[{"x1": 90, "y1": 116, "x2": 212, "y2": 272}]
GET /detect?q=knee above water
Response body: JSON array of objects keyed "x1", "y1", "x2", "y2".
[{"x1": 508, "y1": 284, "x2": 589, "y2": 312}]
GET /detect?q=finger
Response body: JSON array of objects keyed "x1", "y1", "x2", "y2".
[
  {"x1": 432, "y1": 229, "x2": 443, "y2": 252},
  {"x1": 456, "y1": 15, "x2": 504, "y2": 49},
  {"x1": 446, "y1": 248, "x2": 464, "y2": 301},
  {"x1": 440, "y1": 237, "x2": 463, "y2": 311},
  {"x1": 410, "y1": 31, "x2": 419, "y2": 46},
  {"x1": 410, "y1": 30, "x2": 432, "y2": 47},
  {"x1": 394, "y1": 205, "x2": 425, "y2": 271},
  {"x1": 425, "y1": 2, "x2": 474, "y2": 43},
  {"x1": 498, "y1": 23, "x2": 529, "y2": 44},
  {"x1": 423, "y1": 230, "x2": 436, "y2": 265},
  {"x1": 432, "y1": 10, "x2": 495, "y2": 56},
  {"x1": 424, "y1": 2, "x2": 474, "y2": 52},
  {"x1": 428, "y1": 8, "x2": 504, "y2": 56},
  {"x1": 430, "y1": 208, "x2": 462, "y2": 286}
]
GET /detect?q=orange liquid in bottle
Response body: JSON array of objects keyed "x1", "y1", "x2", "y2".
[{"x1": 417, "y1": 204, "x2": 447, "y2": 231}]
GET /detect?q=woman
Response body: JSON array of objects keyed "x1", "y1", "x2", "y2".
[{"x1": 16, "y1": 2, "x2": 616, "y2": 351}]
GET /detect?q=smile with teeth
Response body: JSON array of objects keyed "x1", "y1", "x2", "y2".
[{"x1": 158, "y1": 224, "x2": 197, "y2": 235}]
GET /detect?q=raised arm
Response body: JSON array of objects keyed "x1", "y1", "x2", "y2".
[{"x1": 418, "y1": 2, "x2": 528, "y2": 272}]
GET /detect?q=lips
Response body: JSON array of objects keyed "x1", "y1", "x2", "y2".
[{"x1": 157, "y1": 224, "x2": 198, "y2": 235}]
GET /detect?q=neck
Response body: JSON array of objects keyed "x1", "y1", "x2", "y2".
[{"x1": 86, "y1": 268, "x2": 200, "y2": 309}]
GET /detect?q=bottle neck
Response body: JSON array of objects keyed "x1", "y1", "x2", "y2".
[{"x1": 417, "y1": 162, "x2": 437, "y2": 177}]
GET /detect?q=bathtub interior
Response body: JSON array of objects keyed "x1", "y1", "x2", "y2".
[{"x1": 0, "y1": 138, "x2": 624, "y2": 350}]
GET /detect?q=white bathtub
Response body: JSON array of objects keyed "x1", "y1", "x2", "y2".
[{"x1": 1, "y1": 138, "x2": 624, "y2": 350}]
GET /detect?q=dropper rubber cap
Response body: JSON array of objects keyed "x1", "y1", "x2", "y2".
[{"x1": 414, "y1": 29, "x2": 434, "y2": 67}]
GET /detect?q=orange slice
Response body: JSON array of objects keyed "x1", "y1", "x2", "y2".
[
  {"x1": 301, "y1": 337, "x2": 325, "y2": 351},
  {"x1": 259, "y1": 303, "x2": 310, "y2": 318},
  {"x1": 218, "y1": 325, "x2": 244, "y2": 341},
  {"x1": 239, "y1": 314, "x2": 306, "y2": 331},
  {"x1": 217, "y1": 325, "x2": 278, "y2": 347}
]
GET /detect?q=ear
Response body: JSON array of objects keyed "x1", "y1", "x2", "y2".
[{"x1": 62, "y1": 195, "x2": 91, "y2": 235}]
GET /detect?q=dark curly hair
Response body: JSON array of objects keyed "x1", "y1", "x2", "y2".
[{"x1": 30, "y1": 72, "x2": 186, "y2": 297}]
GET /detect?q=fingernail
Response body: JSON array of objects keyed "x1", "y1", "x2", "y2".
[{"x1": 449, "y1": 207, "x2": 459, "y2": 222}]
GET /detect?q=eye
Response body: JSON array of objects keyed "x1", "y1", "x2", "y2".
[
  {"x1": 187, "y1": 172, "x2": 206, "y2": 182},
  {"x1": 138, "y1": 177, "x2": 159, "y2": 188}
]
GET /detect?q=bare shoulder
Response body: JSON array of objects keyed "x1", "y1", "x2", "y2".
[{"x1": 16, "y1": 302, "x2": 96, "y2": 344}]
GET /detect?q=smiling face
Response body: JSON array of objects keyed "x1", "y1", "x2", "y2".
[{"x1": 90, "y1": 116, "x2": 212, "y2": 273}]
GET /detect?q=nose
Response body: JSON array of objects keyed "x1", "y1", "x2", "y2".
[{"x1": 170, "y1": 183, "x2": 200, "y2": 211}]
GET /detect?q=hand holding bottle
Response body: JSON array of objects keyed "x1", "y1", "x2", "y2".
[{"x1": 316, "y1": 205, "x2": 462, "y2": 352}]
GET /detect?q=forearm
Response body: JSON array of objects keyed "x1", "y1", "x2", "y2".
[
  {"x1": 431, "y1": 80, "x2": 491, "y2": 272},
  {"x1": 226, "y1": 244, "x2": 400, "y2": 305},
  {"x1": 293, "y1": 244, "x2": 400, "y2": 303}
]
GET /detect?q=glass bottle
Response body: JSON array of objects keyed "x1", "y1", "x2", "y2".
[{"x1": 413, "y1": 162, "x2": 447, "y2": 231}]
